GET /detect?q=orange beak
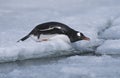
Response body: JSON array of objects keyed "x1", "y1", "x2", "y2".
[{"x1": 82, "y1": 36, "x2": 90, "y2": 41}]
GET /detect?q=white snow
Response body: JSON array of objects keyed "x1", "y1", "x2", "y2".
[
  {"x1": 96, "y1": 40, "x2": 120, "y2": 54},
  {"x1": 0, "y1": 0, "x2": 120, "y2": 78},
  {"x1": 0, "y1": 38, "x2": 72, "y2": 62},
  {"x1": 0, "y1": 0, "x2": 120, "y2": 61},
  {"x1": 99, "y1": 26, "x2": 120, "y2": 39},
  {"x1": 60, "y1": 55, "x2": 120, "y2": 78},
  {"x1": 1, "y1": 55, "x2": 120, "y2": 78}
]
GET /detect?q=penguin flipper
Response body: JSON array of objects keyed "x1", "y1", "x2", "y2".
[{"x1": 17, "y1": 35, "x2": 29, "y2": 42}]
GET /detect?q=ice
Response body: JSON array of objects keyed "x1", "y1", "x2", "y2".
[
  {"x1": 99, "y1": 26, "x2": 120, "y2": 39},
  {"x1": 0, "y1": 37, "x2": 72, "y2": 62},
  {"x1": 0, "y1": 0, "x2": 120, "y2": 61},
  {"x1": 96, "y1": 40, "x2": 120, "y2": 54},
  {"x1": 60, "y1": 55, "x2": 120, "y2": 78},
  {"x1": 0, "y1": 55, "x2": 120, "y2": 78},
  {"x1": 0, "y1": 0, "x2": 120, "y2": 78}
]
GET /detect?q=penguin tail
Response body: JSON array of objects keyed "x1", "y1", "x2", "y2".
[{"x1": 17, "y1": 35, "x2": 30, "y2": 42}]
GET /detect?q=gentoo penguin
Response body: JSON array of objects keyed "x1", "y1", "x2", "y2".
[{"x1": 17, "y1": 22, "x2": 90, "y2": 43}]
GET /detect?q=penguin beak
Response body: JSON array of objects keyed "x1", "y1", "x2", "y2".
[{"x1": 82, "y1": 36, "x2": 90, "y2": 41}]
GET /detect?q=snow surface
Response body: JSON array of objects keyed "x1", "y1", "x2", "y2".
[
  {"x1": 0, "y1": 55, "x2": 120, "y2": 78},
  {"x1": 1, "y1": 0, "x2": 120, "y2": 62},
  {"x1": 0, "y1": 0, "x2": 120, "y2": 78}
]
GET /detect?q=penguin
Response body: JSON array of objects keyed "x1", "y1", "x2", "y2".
[{"x1": 17, "y1": 22, "x2": 90, "y2": 43}]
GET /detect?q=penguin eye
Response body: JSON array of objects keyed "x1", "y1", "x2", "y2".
[{"x1": 77, "y1": 33, "x2": 81, "y2": 36}]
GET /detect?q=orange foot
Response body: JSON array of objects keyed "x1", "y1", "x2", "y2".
[
  {"x1": 36, "y1": 39, "x2": 48, "y2": 42},
  {"x1": 42, "y1": 39, "x2": 48, "y2": 41}
]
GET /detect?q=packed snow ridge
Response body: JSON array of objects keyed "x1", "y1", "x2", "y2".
[
  {"x1": 1, "y1": 0, "x2": 120, "y2": 63},
  {"x1": 0, "y1": 17, "x2": 120, "y2": 63},
  {"x1": 0, "y1": 37, "x2": 73, "y2": 63}
]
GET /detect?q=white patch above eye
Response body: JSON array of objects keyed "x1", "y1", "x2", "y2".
[
  {"x1": 55, "y1": 26, "x2": 61, "y2": 29},
  {"x1": 77, "y1": 33, "x2": 81, "y2": 36}
]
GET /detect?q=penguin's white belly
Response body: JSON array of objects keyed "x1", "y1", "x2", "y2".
[
  {"x1": 30, "y1": 34, "x2": 70, "y2": 43},
  {"x1": 40, "y1": 34, "x2": 59, "y2": 39},
  {"x1": 49, "y1": 34, "x2": 70, "y2": 43}
]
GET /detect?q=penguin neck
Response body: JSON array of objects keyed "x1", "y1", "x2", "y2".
[{"x1": 67, "y1": 30, "x2": 78, "y2": 43}]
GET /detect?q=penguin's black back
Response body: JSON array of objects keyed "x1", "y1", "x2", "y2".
[
  {"x1": 35, "y1": 22, "x2": 75, "y2": 32},
  {"x1": 18, "y1": 22, "x2": 78, "y2": 42},
  {"x1": 29, "y1": 22, "x2": 76, "y2": 36}
]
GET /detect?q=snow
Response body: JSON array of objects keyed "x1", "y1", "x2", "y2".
[
  {"x1": 0, "y1": 0, "x2": 120, "y2": 78},
  {"x1": 96, "y1": 40, "x2": 120, "y2": 54},
  {"x1": 99, "y1": 26, "x2": 120, "y2": 39},
  {"x1": 60, "y1": 55, "x2": 120, "y2": 78},
  {"x1": 0, "y1": 55, "x2": 120, "y2": 78},
  {"x1": 0, "y1": 38, "x2": 72, "y2": 62}
]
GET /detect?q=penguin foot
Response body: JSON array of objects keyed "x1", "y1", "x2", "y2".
[
  {"x1": 36, "y1": 39, "x2": 48, "y2": 42},
  {"x1": 41, "y1": 39, "x2": 48, "y2": 41}
]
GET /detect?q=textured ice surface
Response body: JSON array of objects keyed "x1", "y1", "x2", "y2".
[
  {"x1": 0, "y1": 0, "x2": 120, "y2": 62},
  {"x1": 0, "y1": 55, "x2": 120, "y2": 78},
  {"x1": 96, "y1": 40, "x2": 120, "y2": 54},
  {"x1": 0, "y1": 0, "x2": 120, "y2": 78},
  {"x1": 0, "y1": 37, "x2": 72, "y2": 63}
]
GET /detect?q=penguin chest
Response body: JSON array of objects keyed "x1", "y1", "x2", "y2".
[
  {"x1": 30, "y1": 34, "x2": 60, "y2": 41},
  {"x1": 40, "y1": 34, "x2": 59, "y2": 40},
  {"x1": 30, "y1": 34, "x2": 70, "y2": 43}
]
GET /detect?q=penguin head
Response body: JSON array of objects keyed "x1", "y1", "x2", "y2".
[{"x1": 77, "y1": 32, "x2": 90, "y2": 41}]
